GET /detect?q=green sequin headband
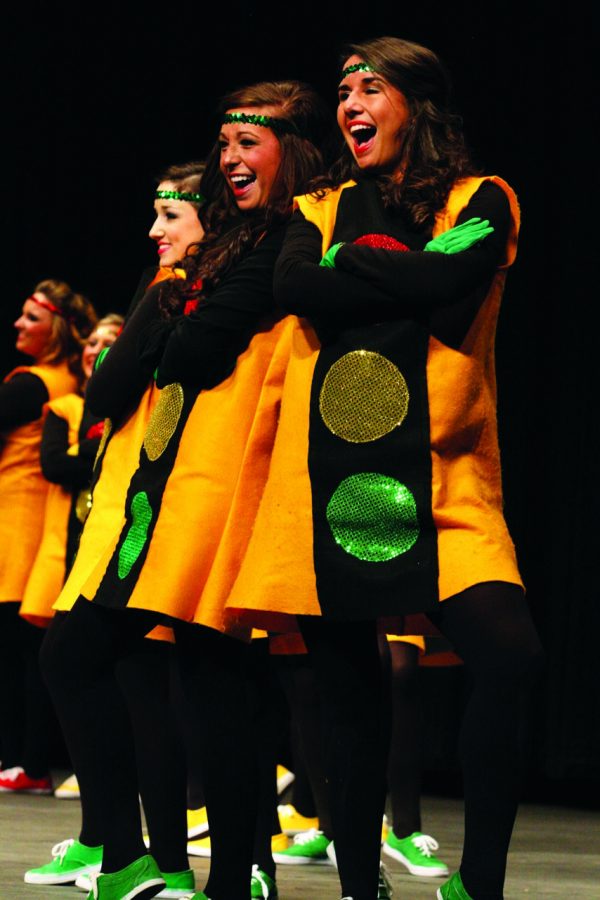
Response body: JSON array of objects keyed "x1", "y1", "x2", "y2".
[
  {"x1": 156, "y1": 189, "x2": 205, "y2": 204},
  {"x1": 341, "y1": 62, "x2": 375, "y2": 78},
  {"x1": 222, "y1": 112, "x2": 299, "y2": 136}
]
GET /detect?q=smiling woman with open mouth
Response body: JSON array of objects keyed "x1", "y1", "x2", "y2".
[{"x1": 225, "y1": 35, "x2": 544, "y2": 900}]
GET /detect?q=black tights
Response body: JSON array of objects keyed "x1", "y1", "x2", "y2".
[
  {"x1": 40, "y1": 601, "x2": 188, "y2": 874},
  {"x1": 299, "y1": 617, "x2": 390, "y2": 900},
  {"x1": 0, "y1": 602, "x2": 58, "y2": 776},
  {"x1": 172, "y1": 623, "x2": 277, "y2": 898},
  {"x1": 275, "y1": 654, "x2": 332, "y2": 836},
  {"x1": 299, "y1": 582, "x2": 544, "y2": 900},
  {"x1": 382, "y1": 640, "x2": 423, "y2": 838}
]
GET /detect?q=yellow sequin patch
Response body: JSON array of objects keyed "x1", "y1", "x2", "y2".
[
  {"x1": 319, "y1": 351, "x2": 409, "y2": 443},
  {"x1": 93, "y1": 419, "x2": 112, "y2": 469},
  {"x1": 143, "y1": 383, "x2": 184, "y2": 461}
]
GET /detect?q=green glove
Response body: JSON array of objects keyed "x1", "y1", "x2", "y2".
[
  {"x1": 424, "y1": 217, "x2": 493, "y2": 254},
  {"x1": 319, "y1": 242, "x2": 345, "y2": 268},
  {"x1": 94, "y1": 347, "x2": 111, "y2": 371}
]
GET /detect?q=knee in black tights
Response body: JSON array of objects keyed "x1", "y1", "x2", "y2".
[
  {"x1": 431, "y1": 582, "x2": 545, "y2": 691},
  {"x1": 41, "y1": 599, "x2": 160, "y2": 693}
]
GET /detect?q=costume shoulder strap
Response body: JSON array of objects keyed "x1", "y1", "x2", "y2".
[
  {"x1": 434, "y1": 176, "x2": 520, "y2": 269},
  {"x1": 27, "y1": 362, "x2": 78, "y2": 399},
  {"x1": 45, "y1": 392, "x2": 84, "y2": 424},
  {"x1": 295, "y1": 181, "x2": 356, "y2": 254}
]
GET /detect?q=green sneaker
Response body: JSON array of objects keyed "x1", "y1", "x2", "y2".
[
  {"x1": 272, "y1": 828, "x2": 332, "y2": 865},
  {"x1": 382, "y1": 830, "x2": 449, "y2": 877},
  {"x1": 437, "y1": 871, "x2": 474, "y2": 900},
  {"x1": 155, "y1": 869, "x2": 195, "y2": 899},
  {"x1": 378, "y1": 862, "x2": 393, "y2": 899},
  {"x1": 86, "y1": 854, "x2": 165, "y2": 900},
  {"x1": 78, "y1": 867, "x2": 195, "y2": 898},
  {"x1": 251, "y1": 865, "x2": 278, "y2": 899},
  {"x1": 24, "y1": 838, "x2": 103, "y2": 884}
]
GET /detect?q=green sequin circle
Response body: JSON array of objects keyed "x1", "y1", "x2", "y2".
[
  {"x1": 118, "y1": 491, "x2": 153, "y2": 579},
  {"x1": 327, "y1": 473, "x2": 419, "y2": 562},
  {"x1": 319, "y1": 350, "x2": 409, "y2": 443},
  {"x1": 143, "y1": 383, "x2": 184, "y2": 461}
]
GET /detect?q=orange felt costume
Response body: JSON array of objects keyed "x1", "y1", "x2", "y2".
[
  {"x1": 0, "y1": 362, "x2": 78, "y2": 602},
  {"x1": 225, "y1": 176, "x2": 523, "y2": 632},
  {"x1": 20, "y1": 393, "x2": 84, "y2": 626}
]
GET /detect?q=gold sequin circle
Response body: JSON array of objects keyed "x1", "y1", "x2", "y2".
[
  {"x1": 143, "y1": 383, "x2": 184, "y2": 461},
  {"x1": 75, "y1": 488, "x2": 93, "y2": 524},
  {"x1": 319, "y1": 351, "x2": 409, "y2": 443}
]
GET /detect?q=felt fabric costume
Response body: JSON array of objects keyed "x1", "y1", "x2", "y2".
[
  {"x1": 53, "y1": 269, "x2": 169, "y2": 613},
  {"x1": 227, "y1": 176, "x2": 522, "y2": 630},
  {"x1": 52, "y1": 268, "x2": 176, "y2": 643},
  {"x1": 0, "y1": 362, "x2": 78, "y2": 602},
  {"x1": 20, "y1": 394, "x2": 105, "y2": 627},
  {"x1": 59, "y1": 230, "x2": 291, "y2": 638}
]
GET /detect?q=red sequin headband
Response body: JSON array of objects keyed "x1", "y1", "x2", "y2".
[{"x1": 28, "y1": 295, "x2": 74, "y2": 323}]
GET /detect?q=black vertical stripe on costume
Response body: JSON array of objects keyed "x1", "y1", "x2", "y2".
[
  {"x1": 91, "y1": 384, "x2": 197, "y2": 610},
  {"x1": 307, "y1": 184, "x2": 438, "y2": 619}
]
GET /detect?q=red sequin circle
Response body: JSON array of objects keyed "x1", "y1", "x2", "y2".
[{"x1": 354, "y1": 234, "x2": 408, "y2": 252}]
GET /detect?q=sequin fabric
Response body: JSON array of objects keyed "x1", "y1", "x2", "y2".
[
  {"x1": 319, "y1": 350, "x2": 409, "y2": 443},
  {"x1": 118, "y1": 491, "x2": 153, "y2": 579},
  {"x1": 354, "y1": 234, "x2": 409, "y2": 251},
  {"x1": 326, "y1": 473, "x2": 419, "y2": 562},
  {"x1": 143, "y1": 383, "x2": 184, "y2": 461},
  {"x1": 75, "y1": 488, "x2": 93, "y2": 524}
]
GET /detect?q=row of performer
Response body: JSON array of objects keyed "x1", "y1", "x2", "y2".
[{"x1": 0, "y1": 34, "x2": 544, "y2": 900}]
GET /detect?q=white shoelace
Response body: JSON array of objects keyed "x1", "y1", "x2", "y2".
[
  {"x1": 292, "y1": 828, "x2": 323, "y2": 846},
  {"x1": 89, "y1": 870, "x2": 101, "y2": 899},
  {"x1": 411, "y1": 834, "x2": 440, "y2": 857},
  {"x1": 251, "y1": 864, "x2": 271, "y2": 900},
  {"x1": 51, "y1": 838, "x2": 75, "y2": 865}
]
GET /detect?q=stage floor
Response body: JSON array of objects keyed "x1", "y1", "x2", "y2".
[{"x1": 1, "y1": 778, "x2": 598, "y2": 898}]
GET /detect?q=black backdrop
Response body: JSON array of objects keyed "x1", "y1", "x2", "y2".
[{"x1": 4, "y1": 4, "x2": 598, "y2": 799}]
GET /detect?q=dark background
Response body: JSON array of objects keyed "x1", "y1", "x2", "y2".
[{"x1": 4, "y1": 4, "x2": 598, "y2": 803}]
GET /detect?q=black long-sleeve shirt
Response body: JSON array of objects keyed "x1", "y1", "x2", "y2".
[
  {"x1": 274, "y1": 180, "x2": 510, "y2": 348},
  {"x1": 0, "y1": 374, "x2": 49, "y2": 431},
  {"x1": 86, "y1": 228, "x2": 285, "y2": 419}
]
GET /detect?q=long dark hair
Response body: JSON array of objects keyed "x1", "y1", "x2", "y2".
[
  {"x1": 318, "y1": 36, "x2": 478, "y2": 229},
  {"x1": 163, "y1": 80, "x2": 331, "y2": 315}
]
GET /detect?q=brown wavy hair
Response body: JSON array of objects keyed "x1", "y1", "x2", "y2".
[
  {"x1": 34, "y1": 278, "x2": 97, "y2": 385},
  {"x1": 316, "y1": 36, "x2": 478, "y2": 230},
  {"x1": 161, "y1": 80, "x2": 332, "y2": 316}
]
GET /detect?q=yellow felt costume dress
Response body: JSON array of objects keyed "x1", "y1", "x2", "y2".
[
  {"x1": 226, "y1": 176, "x2": 523, "y2": 632},
  {"x1": 0, "y1": 362, "x2": 78, "y2": 603},
  {"x1": 61, "y1": 228, "x2": 292, "y2": 639}
]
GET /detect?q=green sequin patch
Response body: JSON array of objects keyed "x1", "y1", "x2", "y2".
[
  {"x1": 341, "y1": 62, "x2": 375, "y2": 78},
  {"x1": 327, "y1": 473, "x2": 419, "y2": 562},
  {"x1": 319, "y1": 350, "x2": 409, "y2": 443},
  {"x1": 143, "y1": 383, "x2": 184, "y2": 461},
  {"x1": 118, "y1": 491, "x2": 153, "y2": 579},
  {"x1": 155, "y1": 189, "x2": 205, "y2": 204},
  {"x1": 222, "y1": 112, "x2": 298, "y2": 136}
]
